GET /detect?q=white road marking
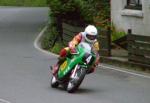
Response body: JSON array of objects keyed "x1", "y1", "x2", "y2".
[
  {"x1": 99, "y1": 64, "x2": 150, "y2": 79},
  {"x1": 34, "y1": 25, "x2": 58, "y2": 57},
  {"x1": 0, "y1": 99, "x2": 11, "y2": 103}
]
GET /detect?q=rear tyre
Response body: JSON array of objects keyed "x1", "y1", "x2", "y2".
[{"x1": 51, "y1": 75, "x2": 59, "y2": 88}]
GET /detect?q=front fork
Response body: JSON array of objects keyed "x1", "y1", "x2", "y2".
[
  {"x1": 71, "y1": 65, "x2": 80, "y2": 79},
  {"x1": 71, "y1": 64, "x2": 87, "y2": 79}
]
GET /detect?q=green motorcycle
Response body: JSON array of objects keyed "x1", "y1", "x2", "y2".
[{"x1": 50, "y1": 42, "x2": 96, "y2": 93}]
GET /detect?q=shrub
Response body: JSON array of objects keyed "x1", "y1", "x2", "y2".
[
  {"x1": 43, "y1": 0, "x2": 110, "y2": 53},
  {"x1": 41, "y1": 23, "x2": 58, "y2": 50},
  {"x1": 50, "y1": 42, "x2": 65, "y2": 54},
  {"x1": 93, "y1": 0, "x2": 111, "y2": 29},
  {"x1": 47, "y1": 0, "x2": 110, "y2": 28},
  {"x1": 47, "y1": 0, "x2": 98, "y2": 25}
]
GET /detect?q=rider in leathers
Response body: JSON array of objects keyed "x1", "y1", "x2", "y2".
[{"x1": 52, "y1": 25, "x2": 100, "y2": 75}]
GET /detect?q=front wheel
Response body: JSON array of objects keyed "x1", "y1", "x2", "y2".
[{"x1": 67, "y1": 68, "x2": 86, "y2": 93}]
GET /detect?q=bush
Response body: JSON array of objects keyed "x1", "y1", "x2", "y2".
[
  {"x1": 93, "y1": 0, "x2": 110, "y2": 29},
  {"x1": 47, "y1": 0, "x2": 98, "y2": 25},
  {"x1": 47, "y1": 0, "x2": 110, "y2": 29},
  {"x1": 44, "y1": 0, "x2": 110, "y2": 53},
  {"x1": 41, "y1": 24, "x2": 58, "y2": 50},
  {"x1": 50, "y1": 42, "x2": 65, "y2": 54}
]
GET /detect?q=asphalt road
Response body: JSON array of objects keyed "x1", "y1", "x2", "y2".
[{"x1": 0, "y1": 7, "x2": 150, "y2": 103}]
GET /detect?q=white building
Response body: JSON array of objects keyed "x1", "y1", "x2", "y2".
[{"x1": 111, "y1": 0, "x2": 150, "y2": 36}]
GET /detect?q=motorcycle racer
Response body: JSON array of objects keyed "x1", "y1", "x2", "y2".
[{"x1": 52, "y1": 25, "x2": 100, "y2": 75}]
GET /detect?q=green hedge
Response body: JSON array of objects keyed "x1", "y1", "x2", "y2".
[
  {"x1": 48, "y1": 0, "x2": 110, "y2": 26},
  {"x1": 42, "y1": 0, "x2": 110, "y2": 52}
]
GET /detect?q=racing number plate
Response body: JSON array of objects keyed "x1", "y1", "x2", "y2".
[{"x1": 60, "y1": 61, "x2": 68, "y2": 71}]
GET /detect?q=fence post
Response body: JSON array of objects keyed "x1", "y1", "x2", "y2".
[
  {"x1": 56, "y1": 15, "x2": 63, "y2": 42},
  {"x1": 107, "y1": 27, "x2": 111, "y2": 56},
  {"x1": 128, "y1": 29, "x2": 132, "y2": 35},
  {"x1": 51, "y1": 15, "x2": 63, "y2": 47},
  {"x1": 127, "y1": 29, "x2": 132, "y2": 45},
  {"x1": 127, "y1": 29, "x2": 132, "y2": 61}
]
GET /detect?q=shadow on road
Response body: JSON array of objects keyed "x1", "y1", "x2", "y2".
[
  {"x1": 76, "y1": 88, "x2": 100, "y2": 94},
  {"x1": 50, "y1": 86, "x2": 101, "y2": 94}
]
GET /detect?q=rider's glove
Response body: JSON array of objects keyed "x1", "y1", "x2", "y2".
[{"x1": 70, "y1": 48, "x2": 77, "y2": 54}]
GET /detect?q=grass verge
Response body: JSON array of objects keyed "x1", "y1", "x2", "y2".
[
  {"x1": 41, "y1": 27, "x2": 65, "y2": 54},
  {"x1": 0, "y1": 0, "x2": 47, "y2": 7}
]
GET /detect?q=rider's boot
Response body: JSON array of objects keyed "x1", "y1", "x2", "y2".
[
  {"x1": 52, "y1": 57, "x2": 66, "y2": 75},
  {"x1": 87, "y1": 65, "x2": 95, "y2": 74}
]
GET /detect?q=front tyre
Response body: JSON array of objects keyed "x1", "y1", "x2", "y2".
[
  {"x1": 67, "y1": 68, "x2": 86, "y2": 93},
  {"x1": 51, "y1": 75, "x2": 59, "y2": 88}
]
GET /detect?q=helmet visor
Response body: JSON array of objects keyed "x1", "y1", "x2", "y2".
[{"x1": 86, "y1": 34, "x2": 97, "y2": 40}]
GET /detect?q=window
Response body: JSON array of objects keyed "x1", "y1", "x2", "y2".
[{"x1": 125, "y1": 0, "x2": 142, "y2": 10}]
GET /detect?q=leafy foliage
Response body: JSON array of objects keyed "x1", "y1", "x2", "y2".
[
  {"x1": 50, "y1": 42, "x2": 65, "y2": 54},
  {"x1": 43, "y1": 0, "x2": 110, "y2": 52},
  {"x1": 47, "y1": 0, "x2": 110, "y2": 26},
  {"x1": 47, "y1": 0, "x2": 99, "y2": 25},
  {"x1": 93, "y1": 0, "x2": 110, "y2": 29},
  {"x1": 41, "y1": 25, "x2": 58, "y2": 50}
]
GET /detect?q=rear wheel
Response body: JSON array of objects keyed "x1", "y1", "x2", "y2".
[
  {"x1": 51, "y1": 75, "x2": 59, "y2": 88},
  {"x1": 67, "y1": 68, "x2": 86, "y2": 93}
]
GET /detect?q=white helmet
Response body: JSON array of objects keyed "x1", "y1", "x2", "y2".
[{"x1": 84, "y1": 25, "x2": 98, "y2": 43}]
